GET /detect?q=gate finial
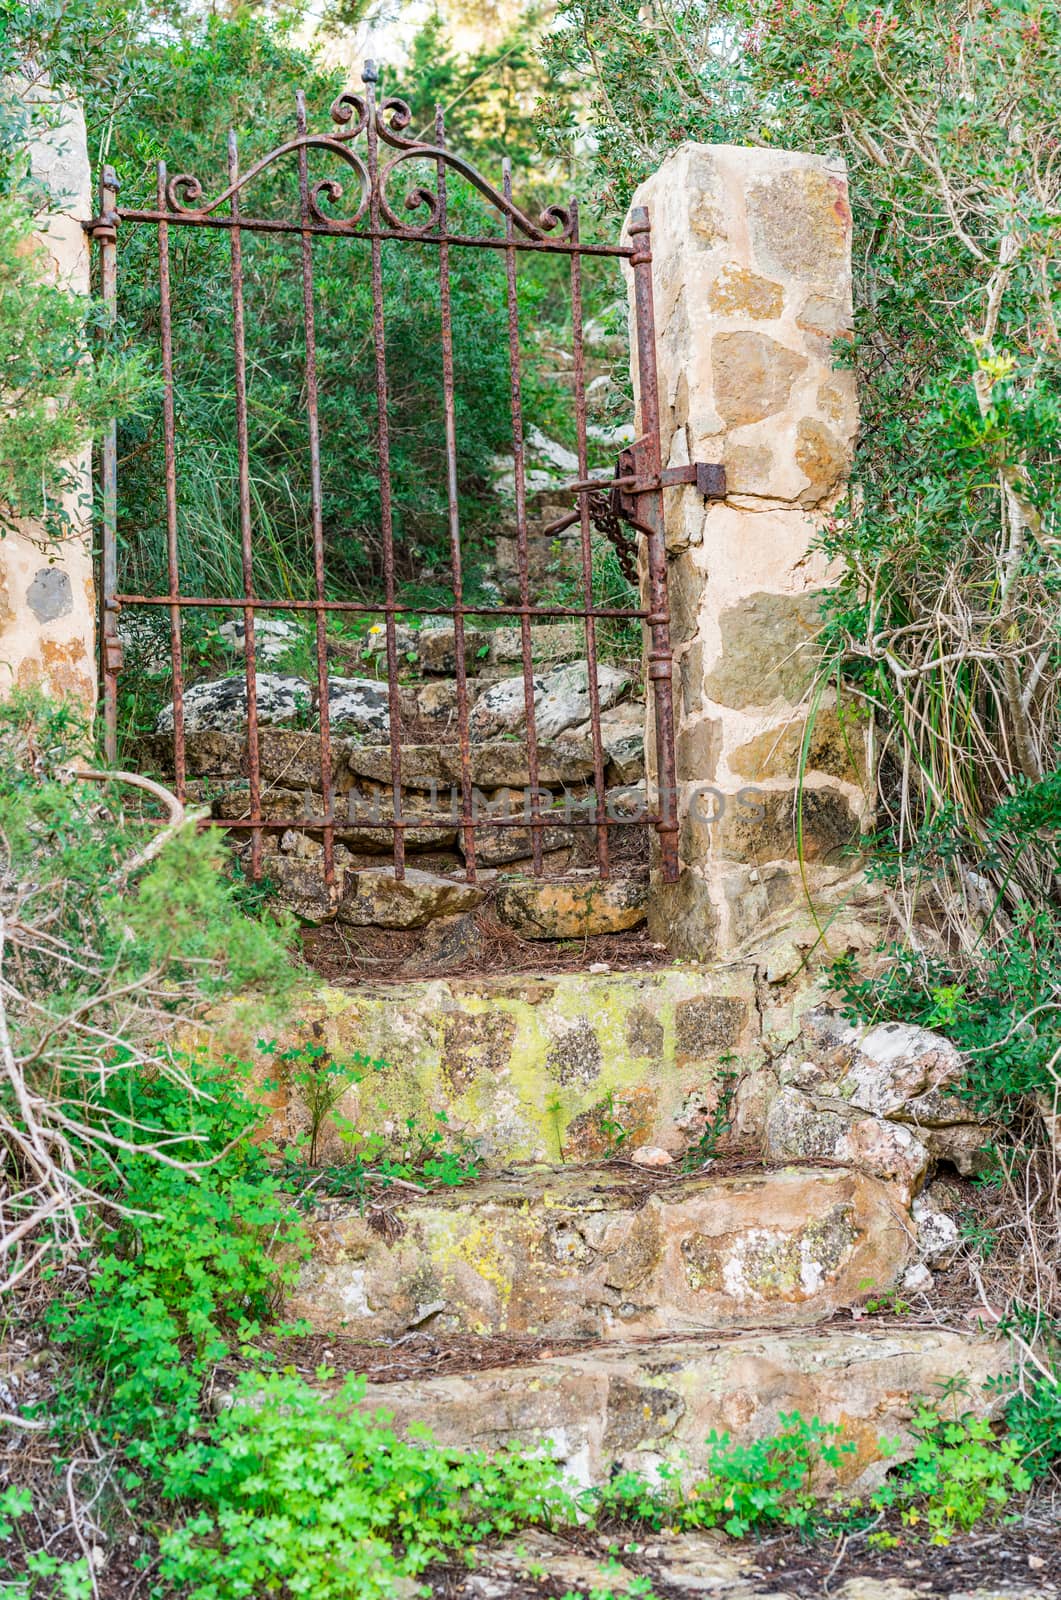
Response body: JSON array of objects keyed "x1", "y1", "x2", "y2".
[{"x1": 362, "y1": 59, "x2": 379, "y2": 83}]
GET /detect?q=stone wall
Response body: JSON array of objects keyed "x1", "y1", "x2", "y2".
[
  {"x1": 626, "y1": 143, "x2": 870, "y2": 959},
  {"x1": 0, "y1": 93, "x2": 96, "y2": 715}
]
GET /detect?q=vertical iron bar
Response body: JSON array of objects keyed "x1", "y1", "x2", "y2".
[
  {"x1": 97, "y1": 165, "x2": 119, "y2": 765},
  {"x1": 157, "y1": 161, "x2": 186, "y2": 801},
  {"x1": 296, "y1": 92, "x2": 336, "y2": 888},
  {"x1": 364, "y1": 61, "x2": 405, "y2": 879},
  {"x1": 228, "y1": 129, "x2": 264, "y2": 880},
  {"x1": 628, "y1": 206, "x2": 679, "y2": 883},
  {"x1": 503, "y1": 157, "x2": 544, "y2": 875},
  {"x1": 435, "y1": 106, "x2": 477, "y2": 881},
  {"x1": 569, "y1": 203, "x2": 610, "y2": 877}
]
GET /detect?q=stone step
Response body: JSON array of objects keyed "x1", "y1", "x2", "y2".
[
  {"x1": 135, "y1": 730, "x2": 607, "y2": 792},
  {"x1": 200, "y1": 966, "x2": 762, "y2": 1166},
  {"x1": 202, "y1": 969, "x2": 989, "y2": 1211},
  {"x1": 288, "y1": 1162, "x2": 915, "y2": 1341},
  {"x1": 344, "y1": 1324, "x2": 1006, "y2": 1491}
]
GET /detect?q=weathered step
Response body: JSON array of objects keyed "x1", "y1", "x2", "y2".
[
  {"x1": 203, "y1": 967, "x2": 761, "y2": 1165},
  {"x1": 288, "y1": 1164, "x2": 914, "y2": 1340},
  {"x1": 349, "y1": 1325, "x2": 1005, "y2": 1491}
]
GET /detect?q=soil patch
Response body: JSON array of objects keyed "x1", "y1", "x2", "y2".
[{"x1": 300, "y1": 898, "x2": 668, "y2": 984}]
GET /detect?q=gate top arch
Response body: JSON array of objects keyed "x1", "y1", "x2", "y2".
[{"x1": 103, "y1": 59, "x2": 602, "y2": 254}]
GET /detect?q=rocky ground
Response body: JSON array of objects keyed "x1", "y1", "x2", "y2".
[
  {"x1": 427, "y1": 1522, "x2": 1060, "y2": 1599},
  {"x1": 6, "y1": 998, "x2": 1054, "y2": 1600},
  {"x1": 424, "y1": 1521, "x2": 1061, "y2": 1599}
]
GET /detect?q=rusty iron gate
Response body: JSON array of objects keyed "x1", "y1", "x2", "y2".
[{"x1": 88, "y1": 63, "x2": 721, "y2": 889}]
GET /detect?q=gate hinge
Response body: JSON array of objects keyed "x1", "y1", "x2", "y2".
[
  {"x1": 85, "y1": 167, "x2": 121, "y2": 244},
  {"x1": 103, "y1": 636, "x2": 124, "y2": 675}
]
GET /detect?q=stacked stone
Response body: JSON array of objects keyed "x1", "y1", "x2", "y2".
[
  {"x1": 139, "y1": 622, "x2": 653, "y2": 930},
  {"x1": 626, "y1": 143, "x2": 870, "y2": 959}
]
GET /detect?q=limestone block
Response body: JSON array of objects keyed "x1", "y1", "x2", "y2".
[
  {"x1": 414, "y1": 679, "x2": 461, "y2": 719},
  {"x1": 218, "y1": 617, "x2": 298, "y2": 659},
  {"x1": 793, "y1": 1010, "x2": 966, "y2": 1116},
  {"x1": 201, "y1": 783, "x2": 306, "y2": 823},
  {"x1": 156, "y1": 674, "x2": 391, "y2": 735},
  {"x1": 764, "y1": 1087, "x2": 930, "y2": 1202},
  {"x1": 337, "y1": 866, "x2": 484, "y2": 929},
  {"x1": 721, "y1": 862, "x2": 801, "y2": 944},
  {"x1": 729, "y1": 704, "x2": 868, "y2": 783},
  {"x1": 333, "y1": 818, "x2": 458, "y2": 854},
  {"x1": 355, "y1": 1327, "x2": 1006, "y2": 1491},
  {"x1": 628, "y1": 144, "x2": 856, "y2": 510},
  {"x1": 347, "y1": 742, "x2": 597, "y2": 792},
  {"x1": 646, "y1": 869, "x2": 720, "y2": 955},
  {"x1": 417, "y1": 624, "x2": 490, "y2": 673},
  {"x1": 712, "y1": 331, "x2": 809, "y2": 428},
  {"x1": 469, "y1": 661, "x2": 631, "y2": 742},
  {"x1": 399, "y1": 912, "x2": 483, "y2": 975},
  {"x1": 912, "y1": 1195, "x2": 959, "y2": 1268},
  {"x1": 745, "y1": 162, "x2": 851, "y2": 284},
  {"x1": 289, "y1": 1165, "x2": 914, "y2": 1340},
  {"x1": 765, "y1": 1010, "x2": 990, "y2": 1197},
  {"x1": 270, "y1": 857, "x2": 343, "y2": 924},
  {"x1": 707, "y1": 265, "x2": 785, "y2": 318},
  {"x1": 258, "y1": 729, "x2": 349, "y2": 791},
  {"x1": 494, "y1": 878, "x2": 647, "y2": 939},
  {"x1": 701, "y1": 590, "x2": 826, "y2": 710},
  {"x1": 489, "y1": 623, "x2": 583, "y2": 665},
  {"x1": 454, "y1": 789, "x2": 575, "y2": 866},
  {"x1": 711, "y1": 786, "x2": 863, "y2": 865},
  {"x1": 561, "y1": 700, "x2": 645, "y2": 773},
  {"x1": 197, "y1": 967, "x2": 762, "y2": 1165},
  {"x1": 921, "y1": 1121, "x2": 992, "y2": 1176}
]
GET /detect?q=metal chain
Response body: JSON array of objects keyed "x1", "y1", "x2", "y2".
[{"x1": 587, "y1": 492, "x2": 639, "y2": 586}]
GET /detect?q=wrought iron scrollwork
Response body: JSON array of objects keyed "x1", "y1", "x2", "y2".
[
  {"x1": 164, "y1": 138, "x2": 372, "y2": 229},
  {"x1": 145, "y1": 60, "x2": 574, "y2": 244}
]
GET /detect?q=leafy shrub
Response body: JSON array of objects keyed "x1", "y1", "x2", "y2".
[
  {"x1": 159, "y1": 1371, "x2": 575, "y2": 1600},
  {"x1": 0, "y1": 692, "x2": 295, "y2": 997},
  {"x1": 596, "y1": 1413, "x2": 855, "y2": 1538},
  {"x1": 49, "y1": 1050, "x2": 308, "y2": 1477},
  {"x1": 870, "y1": 1405, "x2": 1032, "y2": 1544},
  {"x1": 1002, "y1": 1329, "x2": 1061, "y2": 1480},
  {"x1": 0, "y1": 27, "x2": 149, "y2": 537},
  {"x1": 0, "y1": 190, "x2": 148, "y2": 537},
  {"x1": 0, "y1": 691, "x2": 298, "y2": 1291}
]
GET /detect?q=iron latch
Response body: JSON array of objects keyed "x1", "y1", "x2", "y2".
[{"x1": 541, "y1": 446, "x2": 726, "y2": 584}]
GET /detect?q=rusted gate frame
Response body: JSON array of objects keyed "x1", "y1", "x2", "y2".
[{"x1": 87, "y1": 63, "x2": 683, "y2": 887}]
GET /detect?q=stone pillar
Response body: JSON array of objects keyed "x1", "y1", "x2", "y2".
[
  {"x1": 0, "y1": 94, "x2": 96, "y2": 715},
  {"x1": 627, "y1": 143, "x2": 867, "y2": 959}
]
